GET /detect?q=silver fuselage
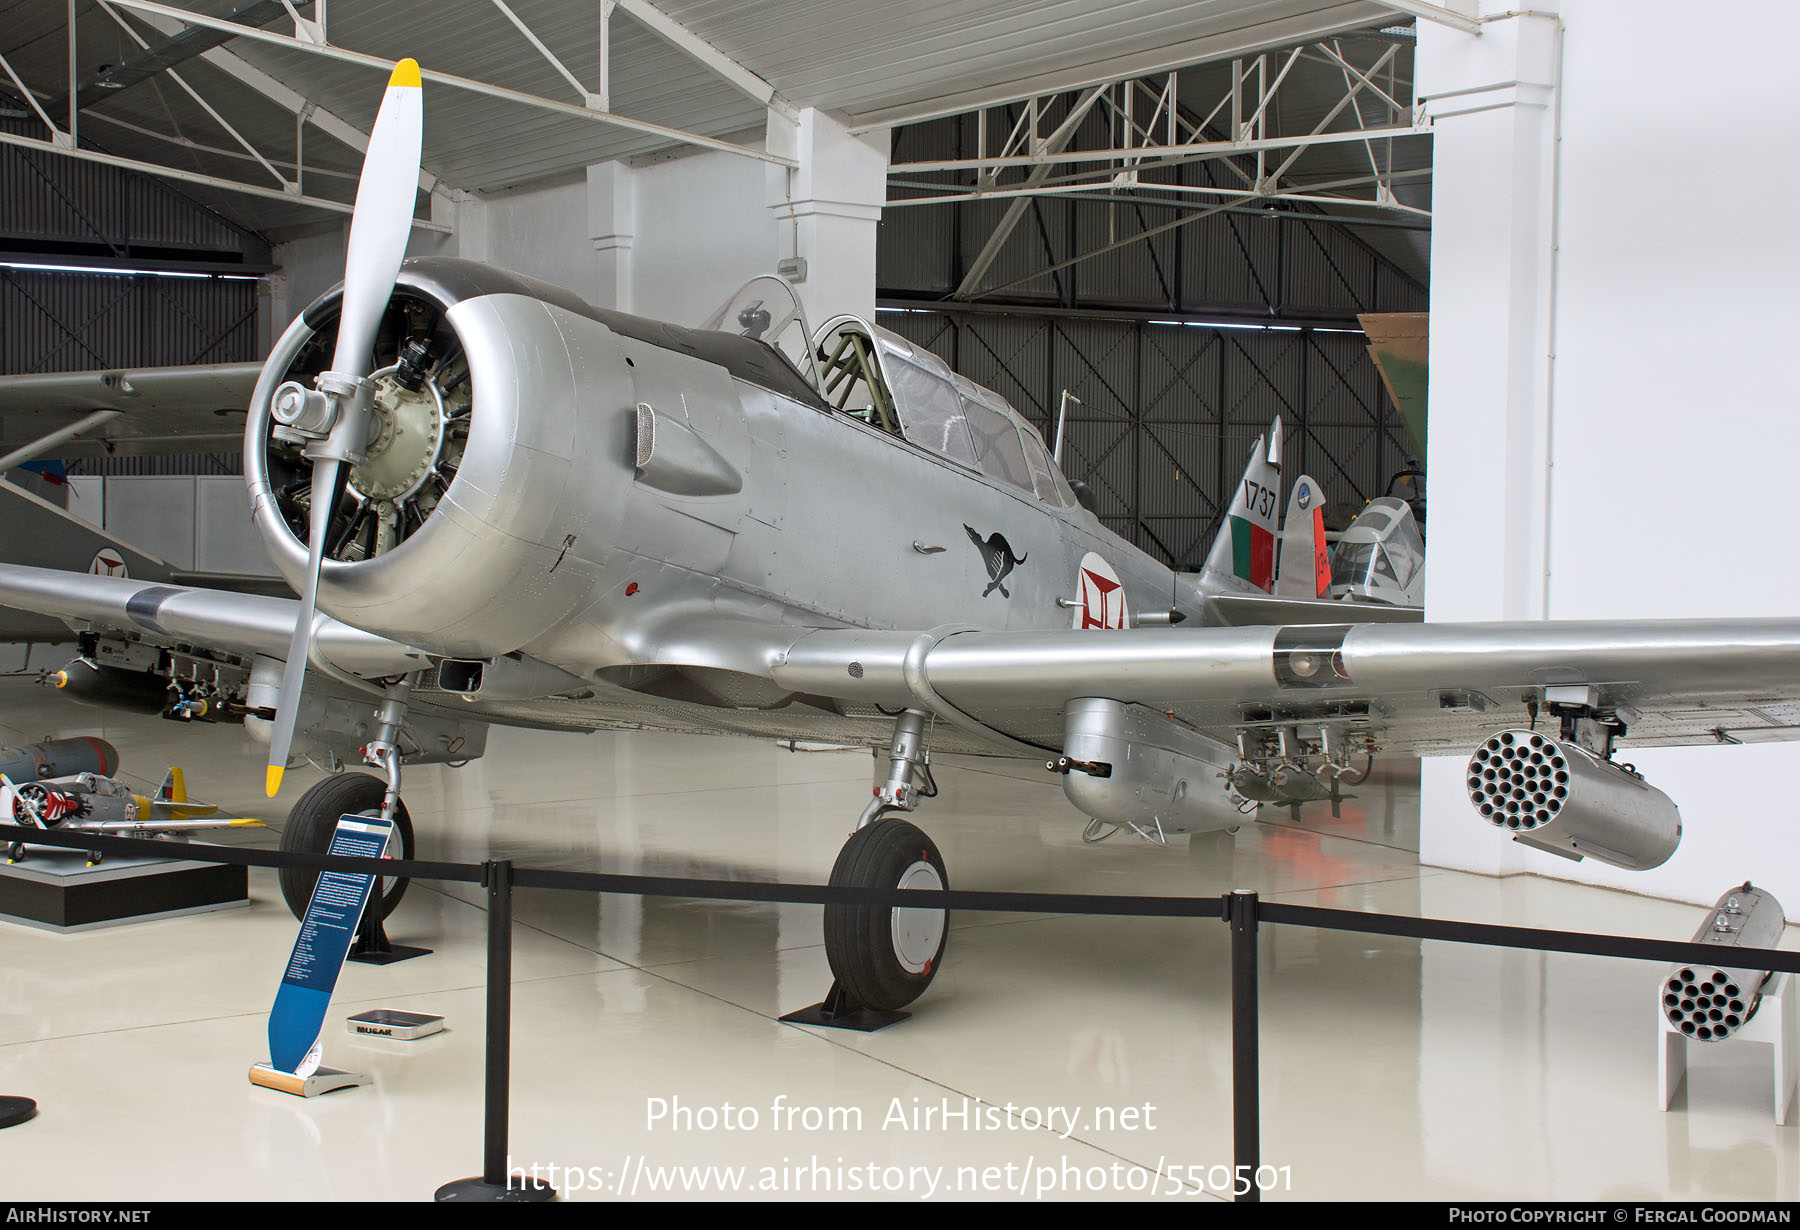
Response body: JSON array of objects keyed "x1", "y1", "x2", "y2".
[{"x1": 245, "y1": 260, "x2": 1179, "y2": 755}]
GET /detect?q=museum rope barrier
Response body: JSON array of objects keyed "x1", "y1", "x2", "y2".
[{"x1": 5, "y1": 824, "x2": 1799, "y2": 1203}]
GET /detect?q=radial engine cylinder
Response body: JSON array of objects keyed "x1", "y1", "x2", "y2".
[
  {"x1": 1465, "y1": 729, "x2": 1681, "y2": 871},
  {"x1": 1662, "y1": 883, "x2": 1785, "y2": 1043}
]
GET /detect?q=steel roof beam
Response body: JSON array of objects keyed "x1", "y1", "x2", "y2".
[
  {"x1": 106, "y1": 0, "x2": 795, "y2": 167},
  {"x1": 40, "y1": 0, "x2": 293, "y2": 118},
  {"x1": 952, "y1": 86, "x2": 1106, "y2": 300},
  {"x1": 845, "y1": 3, "x2": 1393, "y2": 131},
  {"x1": 120, "y1": 4, "x2": 441, "y2": 196},
  {"x1": 610, "y1": 0, "x2": 797, "y2": 120},
  {"x1": 0, "y1": 130, "x2": 452, "y2": 232},
  {"x1": 1378, "y1": 1, "x2": 1481, "y2": 35}
]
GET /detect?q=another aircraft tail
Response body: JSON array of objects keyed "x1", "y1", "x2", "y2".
[
  {"x1": 152, "y1": 766, "x2": 223, "y2": 821},
  {"x1": 1200, "y1": 419, "x2": 1283, "y2": 593},
  {"x1": 156, "y1": 767, "x2": 188, "y2": 805},
  {"x1": 1274, "y1": 474, "x2": 1331, "y2": 600}
]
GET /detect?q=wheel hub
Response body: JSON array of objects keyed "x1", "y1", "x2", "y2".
[{"x1": 891, "y1": 859, "x2": 946, "y2": 974}]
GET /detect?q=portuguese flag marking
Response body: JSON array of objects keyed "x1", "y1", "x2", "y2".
[{"x1": 1229, "y1": 515, "x2": 1275, "y2": 592}]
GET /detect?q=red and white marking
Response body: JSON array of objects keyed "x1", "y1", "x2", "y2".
[
  {"x1": 1073, "y1": 552, "x2": 1129, "y2": 629},
  {"x1": 87, "y1": 549, "x2": 127, "y2": 579}
]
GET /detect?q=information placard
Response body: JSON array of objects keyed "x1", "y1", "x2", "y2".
[{"x1": 267, "y1": 813, "x2": 392, "y2": 1075}]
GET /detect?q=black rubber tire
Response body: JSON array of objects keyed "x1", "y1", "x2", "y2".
[
  {"x1": 822, "y1": 818, "x2": 948, "y2": 1012},
  {"x1": 277, "y1": 772, "x2": 414, "y2": 921}
]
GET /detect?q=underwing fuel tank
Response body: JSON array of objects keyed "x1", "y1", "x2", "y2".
[
  {"x1": 0, "y1": 738, "x2": 120, "y2": 783},
  {"x1": 1663, "y1": 883, "x2": 1785, "y2": 1042},
  {"x1": 1058, "y1": 698, "x2": 1241, "y2": 837},
  {"x1": 1465, "y1": 729, "x2": 1681, "y2": 871}
]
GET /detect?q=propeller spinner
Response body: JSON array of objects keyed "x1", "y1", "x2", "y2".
[{"x1": 263, "y1": 58, "x2": 424, "y2": 796}]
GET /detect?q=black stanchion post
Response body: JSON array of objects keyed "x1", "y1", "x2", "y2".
[
  {"x1": 435, "y1": 858, "x2": 555, "y2": 1202},
  {"x1": 1227, "y1": 889, "x2": 1260, "y2": 1203}
]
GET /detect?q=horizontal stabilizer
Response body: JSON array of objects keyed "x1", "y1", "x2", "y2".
[{"x1": 1204, "y1": 591, "x2": 1423, "y2": 627}]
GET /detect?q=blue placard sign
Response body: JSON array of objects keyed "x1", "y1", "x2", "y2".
[{"x1": 267, "y1": 813, "x2": 392, "y2": 1075}]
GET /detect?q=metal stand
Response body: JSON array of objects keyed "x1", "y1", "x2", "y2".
[
  {"x1": 347, "y1": 903, "x2": 430, "y2": 965},
  {"x1": 435, "y1": 860, "x2": 556, "y2": 1203},
  {"x1": 780, "y1": 980, "x2": 910, "y2": 1032},
  {"x1": 1227, "y1": 889, "x2": 1260, "y2": 1203},
  {"x1": 0, "y1": 1096, "x2": 36, "y2": 1128}
]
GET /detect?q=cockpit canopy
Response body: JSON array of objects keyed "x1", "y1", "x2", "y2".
[
  {"x1": 703, "y1": 277, "x2": 1076, "y2": 508},
  {"x1": 1330, "y1": 495, "x2": 1425, "y2": 604}
]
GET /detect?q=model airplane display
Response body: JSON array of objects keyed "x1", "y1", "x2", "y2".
[
  {"x1": 1, "y1": 743, "x2": 264, "y2": 865},
  {"x1": 7, "y1": 60, "x2": 1800, "y2": 1014}
]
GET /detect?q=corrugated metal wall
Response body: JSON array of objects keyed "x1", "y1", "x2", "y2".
[
  {"x1": 878, "y1": 106, "x2": 1428, "y2": 569},
  {"x1": 0, "y1": 268, "x2": 258, "y2": 371},
  {"x1": 0, "y1": 268, "x2": 257, "y2": 476},
  {"x1": 1, "y1": 121, "x2": 265, "y2": 476},
  {"x1": 1, "y1": 118, "x2": 268, "y2": 262}
]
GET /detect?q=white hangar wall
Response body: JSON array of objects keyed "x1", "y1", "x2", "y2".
[
  {"x1": 1418, "y1": 1, "x2": 1800, "y2": 907},
  {"x1": 269, "y1": 108, "x2": 885, "y2": 337}
]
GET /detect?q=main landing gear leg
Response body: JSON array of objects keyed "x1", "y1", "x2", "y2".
[
  {"x1": 782, "y1": 710, "x2": 948, "y2": 1032},
  {"x1": 278, "y1": 677, "x2": 430, "y2": 964}
]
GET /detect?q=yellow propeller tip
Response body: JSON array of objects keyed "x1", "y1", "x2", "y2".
[
  {"x1": 389, "y1": 57, "x2": 421, "y2": 89},
  {"x1": 265, "y1": 766, "x2": 284, "y2": 797}
]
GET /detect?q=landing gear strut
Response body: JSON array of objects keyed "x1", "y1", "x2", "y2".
[
  {"x1": 784, "y1": 710, "x2": 948, "y2": 1030},
  {"x1": 276, "y1": 678, "x2": 418, "y2": 924}
]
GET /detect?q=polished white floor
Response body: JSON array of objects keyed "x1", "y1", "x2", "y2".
[{"x1": 1, "y1": 678, "x2": 1795, "y2": 1202}]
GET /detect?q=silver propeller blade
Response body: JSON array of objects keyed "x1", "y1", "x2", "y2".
[
  {"x1": 265, "y1": 459, "x2": 339, "y2": 796},
  {"x1": 266, "y1": 59, "x2": 423, "y2": 797}
]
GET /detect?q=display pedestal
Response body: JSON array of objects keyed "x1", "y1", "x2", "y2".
[
  {"x1": 1660, "y1": 971, "x2": 1796, "y2": 1124},
  {"x1": 0, "y1": 845, "x2": 247, "y2": 930},
  {"x1": 248, "y1": 1063, "x2": 368, "y2": 1098}
]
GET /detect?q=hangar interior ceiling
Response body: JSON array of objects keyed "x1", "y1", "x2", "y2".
[
  {"x1": 1, "y1": 1, "x2": 1434, "y2": 538},
  {"x1": 878, "y1": 34, "x2": 1430, "y2": 566}
]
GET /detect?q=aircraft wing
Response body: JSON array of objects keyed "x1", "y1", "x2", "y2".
[
  {"x1": 0, "y1": 563, "x2": 429, "y2": 678},
  {"x1": 771, "y1": 620, "x2": 1800, "y2": 756},
  {"x1": 0, "y1": 362, "x2": 263, "y2": 458}
]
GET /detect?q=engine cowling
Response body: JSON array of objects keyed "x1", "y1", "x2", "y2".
[
  {"x1": 1465, "y1": 728, "x2": 1681, "y2": 871},
  {"x1": 245, "y1": 259, "x2": 633, "y2": 659}
]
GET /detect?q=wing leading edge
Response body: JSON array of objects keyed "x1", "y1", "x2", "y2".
[{"x1": 0, "y1": 562, "x2": 428, "y2": 677}]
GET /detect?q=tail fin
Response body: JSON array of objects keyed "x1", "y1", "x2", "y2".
[
  {"x1": 1201, "y1": 419, "x2": 1283, "y2": 593},
  {"x1": 156, "y1": 767, "x2": 187, "y2": 804},
  {"x1": 1275, "y1": 474, "x2": 1331, "y2": 599}
]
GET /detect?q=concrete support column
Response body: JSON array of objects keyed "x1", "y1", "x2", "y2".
[
  {"x1": 766, "y1": 107, "x2": 888, "y2": 326},
  {"x1": 1416, "y1": 9, "x2": 1562, "y2": 878},
  {"x1": 587, "y1": 161, "x2": 636, "y2": 312},
  {"x1": 1417, "y1": 11, "x2": 1560, "y2": 624}
]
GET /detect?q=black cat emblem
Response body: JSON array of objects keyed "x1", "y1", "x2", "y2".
[{"x1": 964, "y1": 525, "x2": 1028, "y2": 598}]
